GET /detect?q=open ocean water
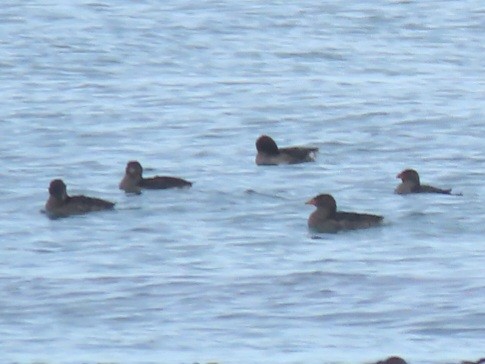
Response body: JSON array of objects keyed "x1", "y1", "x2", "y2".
[{"x1": 0, "y1": 1, "x2": 484, "y2": 363}]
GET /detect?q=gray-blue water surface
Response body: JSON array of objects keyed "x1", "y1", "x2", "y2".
[{"x1": 0, "y1": 1, "x2": 484, "y2": 363}]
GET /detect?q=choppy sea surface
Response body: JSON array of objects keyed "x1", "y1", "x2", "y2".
[{"x1": 0, "y1": 1, "x2": 484, "y2": 363}]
